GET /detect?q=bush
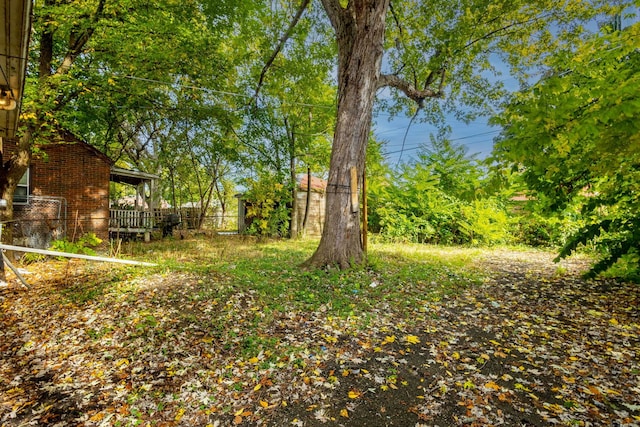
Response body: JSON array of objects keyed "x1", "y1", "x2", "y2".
[
  {"x1": 243, "y1": 173, "x2": 291, "y2": 238},
  {"x1": 460, "y1": 199, "x2": 512, "y2": 245},
  {"x1": 374, "y1": 185, "x2": 510, "y2": 246},
  {"x1": 511, "y1": 212, "x2": 581, "y2": 248},
  {"x1": 50, "y1": 232, "x2": 103, "y2": 256}
]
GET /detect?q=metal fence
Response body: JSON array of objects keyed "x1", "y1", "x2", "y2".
[{"x1": 12, "y1": 195, "x2": 67, "y2": 249}]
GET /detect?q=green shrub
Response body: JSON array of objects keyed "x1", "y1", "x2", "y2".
[
  {"x1": 511, "y1": 212, "x2": 581, "y2": 248},
  {"x1": 50, "y1": 232, "x2": 103, "y2": 256},
  {"x1": 460, "y1": 199, "x2": 512, "y2": 245},
  {"x1": 243, "y1": 173, "x2": 291, "y2": 238}
]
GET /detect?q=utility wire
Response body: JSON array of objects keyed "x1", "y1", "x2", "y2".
[
  {"x1": 383, "y1": 130, "x2": 500, "y2": 157},
  {"x1": 115, "y1": 73, "x2": 336, "y2": 110}
]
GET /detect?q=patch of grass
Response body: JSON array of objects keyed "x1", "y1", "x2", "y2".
[
  {"x1": 116, "y1": 236, "x2": 487, "y2": 320},
  {"x1": 47, "y1": 235, "x2": 491, "y2": 360}
]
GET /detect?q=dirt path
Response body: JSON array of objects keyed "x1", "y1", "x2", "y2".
[{"x1": 265, "y1": 251, "x2": 639, "y2": 426}]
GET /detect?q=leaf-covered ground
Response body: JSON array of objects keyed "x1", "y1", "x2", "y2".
[{"x1": 0, "y1": 239, "x2": 638, "y2": 426}]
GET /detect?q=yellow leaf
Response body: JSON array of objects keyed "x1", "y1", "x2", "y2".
[
  {"x1": 234, "y1": 408, "x2": 245, "y2": 416},
  {"x1": 452, "y1": 352, "x2": 460, "y2": 360},
  {"x1": 340, "y1": 408, "x2": 349, "y2": 418},
  {"x1": 89, "y1": 413, "x2": 105, "y2": 422},
  {"x1": 609, "y1": 318, "x2": 619, "y2": 326},
  {"x1": 175, "y1": 408, "x2": 185, "y2": 422},
  {"x1": 404, "y1": 335, "x2": 420, "y2": 344},
  {"x1": 383, "y1": 335, "x2": 396, "y2": 344},
  {"x1": 260, "y1": 400, "x2": 269, "y2": 408},
  {"x1": 253, "y1": 384, "x2": 262, "y2": 392},
  {"x1": 348, "y1": 390, "x2": 362, "y2": 399},
  {"x1": 249, "y1": 357, "x2": 259, "y2": 364}
]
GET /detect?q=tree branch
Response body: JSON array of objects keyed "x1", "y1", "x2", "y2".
[
  {"x1": 55, "y1": 0, "x2": 106, "y2": 75},
  {"x1": 459, "y1": 12, "x2": 552, "y2": 54},
  {"x1": 388, "y1": 2, "x2": 419, "y2": 88},
  {"x1": 377, "y1": 73, "x2": 444, "y2": 106},
  {"x1": 253, "y1": 0, "x2": 311, "y2": 101}
]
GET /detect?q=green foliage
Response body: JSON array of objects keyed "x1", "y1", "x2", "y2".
[
  {"x1": 50, "y1": 233, "x2": 103, "y2": 256},
  {"x1": 375, "y1": 188, "x2": 512, "y2": 246},
  {"x1": 243, "y1": 173, "x2": 291, "y2": 238},
  {"x1": 460, "y1": 199, "x2": 512, "y2": 245},
  {"x1": 370, "y1": 139, "x2": 511, "y2": 245},
  {"x1": 493, "y1": 22, "x2": 640, "y2": 277}
]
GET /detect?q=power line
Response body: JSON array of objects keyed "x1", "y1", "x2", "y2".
[
  {"x1": 385, "y1": 130, "x2": 501, "y2": 155},
  {"x1": 382, "y1": 130, "x2": 500, "y2": 156},
  {"x1": 115, "y1": 73, "x2": 336, "y2": 110}
]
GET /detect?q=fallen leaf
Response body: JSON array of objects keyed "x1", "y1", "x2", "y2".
[{"x1": 348, "y1": 390, "x2": 362, "y2": 399}]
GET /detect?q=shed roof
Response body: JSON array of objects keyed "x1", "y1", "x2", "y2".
[{"x1": 299, "y1": 175, "x2": 327, "y2": 193}]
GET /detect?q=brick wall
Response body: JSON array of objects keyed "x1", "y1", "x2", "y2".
[{"x1": 31, "y1": 142, "x2": 111, "y2": 241}]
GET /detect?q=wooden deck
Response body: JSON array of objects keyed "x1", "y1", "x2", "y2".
[
  {"x1": 109, "y1": 209, "x2": 154, "y2": 233},
  {"x1": 108, "y1": 207, "x2": 203, "y2": 237}
]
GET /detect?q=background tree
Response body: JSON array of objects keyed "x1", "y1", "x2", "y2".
[
  {"x1": 492, "y1": 21, "x2": 640, "y2": 277},
  {"x1": 233, "y1": 1, "x2": 335, "y2": 238},
  {"x1": 7, "y1": 0, "x2": 246, "y2": 238}
]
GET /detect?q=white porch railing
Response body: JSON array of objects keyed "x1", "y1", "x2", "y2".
[{"x1": 109, "y1": 209, "x2": 154, "y2": 231}]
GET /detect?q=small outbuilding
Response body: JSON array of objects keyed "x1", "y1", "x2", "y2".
[{"x1": 236, "y1": 175, "x2": 327, "y2": 237}]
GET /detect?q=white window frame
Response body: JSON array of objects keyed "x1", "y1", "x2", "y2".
[{"x1": 14, "y1": 168, "x2": 29, "y2": 205}]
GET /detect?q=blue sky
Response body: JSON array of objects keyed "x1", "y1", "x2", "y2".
[
  {"x1": 373, "y1": 112, "x2": 499, "y2": 166},
  {"x1": 372, "y1": 72, "x2": 521, "y2": 167},
  {"x1": 372, "y1": 56, "x2": 520, "y2": 167}
]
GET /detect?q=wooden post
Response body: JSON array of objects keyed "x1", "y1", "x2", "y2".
[
  {"x1": 362, "y1": 164, "x2": 367, "y2": 253},
  {"x1": 350, "y1": 166, "x2": 358, "y2": 213}
]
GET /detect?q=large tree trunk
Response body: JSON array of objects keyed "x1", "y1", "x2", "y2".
[{"x1": 304, "y1": 0, "x2": 389, "y2": 269}]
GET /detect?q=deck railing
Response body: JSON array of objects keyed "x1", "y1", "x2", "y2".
[
  {"x1": 109, "y1": 209, "x2": 154, "y2": 231},
  {"x1": 109, "y1": 207, "x2": 204, "y2": 232}
]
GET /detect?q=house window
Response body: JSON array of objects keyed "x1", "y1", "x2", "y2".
[{"x1": 14, "y1": 169, "x2": 29, "y2": 204}]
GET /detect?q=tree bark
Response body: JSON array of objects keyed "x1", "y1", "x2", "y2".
[{"x1": 303, "y1": 0, "x2": 389, "y2": 269}]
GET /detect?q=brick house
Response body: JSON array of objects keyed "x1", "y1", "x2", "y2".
[{"x1": 5, "y1": 132, "x2": 157, "y2": 248}]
